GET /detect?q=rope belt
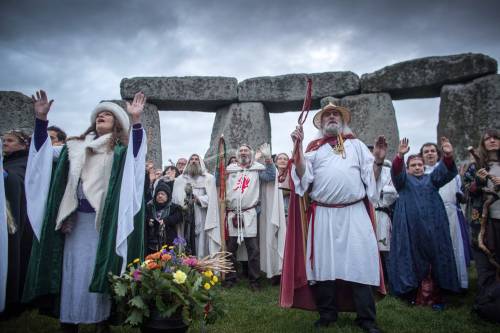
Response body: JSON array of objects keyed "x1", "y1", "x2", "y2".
[
  {"x1": 224, "y1": 204, "x2": 259, "y2": 240},
  {"x1": 307, "y1": 198, "x2": 364, "y2": 269}
]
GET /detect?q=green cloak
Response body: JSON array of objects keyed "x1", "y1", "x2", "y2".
[{"x1": 22, "y1": 143, "x2": 144, "y2": 306}]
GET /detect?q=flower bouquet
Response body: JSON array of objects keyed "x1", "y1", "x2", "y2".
[{"x1": 109, "y1": 237, "x2": 233, "y2": 331}]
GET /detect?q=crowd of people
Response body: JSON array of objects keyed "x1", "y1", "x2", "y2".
[{"x1": 0, "y1": 90, "x2": 499, "y2": 332}]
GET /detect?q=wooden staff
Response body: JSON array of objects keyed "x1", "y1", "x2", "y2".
[{"x1": 278, "y1": 78, "x2": 313, "y2": 183}]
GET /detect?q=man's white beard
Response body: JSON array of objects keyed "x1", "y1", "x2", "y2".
[
  {"x1": 185, "y1": 162, "x2": 203, "y2": 177},
  {"x1": 239, "y1": 156, "x2": 250, "y2": 165},
  {"x1": 322, "y1": 122, "x2": 342, "y2": 137}
]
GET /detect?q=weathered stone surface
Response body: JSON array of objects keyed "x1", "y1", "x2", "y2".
[
  {"x1": 438, "y1": 74, "x2": 500, "y2": 162},
  {"x1": 120, "y1": 76, "x2": 238, "y2": 111},
  {"x1": 238, "y1": 72, "x2": 360, "y2": 112},
  {"x1": 204, "y1": 102, "x2": 271, "y2": 171},
  {"x1": 109, "y1": 100, "x2": 162, "y2": 168},
  {"x1": 321, "y1": 93, "x2": 399, "y2": 159},
  {"x1": 361, "y1": 53, "x2": 497, "y2": 99},
  {"x1": 0, "y1": 91, "x2": 34, "y2": 136}
]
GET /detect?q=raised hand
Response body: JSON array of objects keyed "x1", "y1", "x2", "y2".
[
  {"x1": 441, "y1": 137, "x2": 453, "y2": 158},
  {"x1": 126, "y1": 91, "x2": 146, "y2": 124},
  {"x1": 291, "y1": 125, "x2": 304, "y2": 144},
  {"x1": 373, "y1": 135, "x2": 387, "y2": 163},
  {"x1": 31, "y1": 90, "x2": 54, "y2": 121},
  {"x1": 398, "y1": 138, "x2": 410, "y2": 158},
  {"x1": 257, "y1": 143, "x2": 272, "y2": 161}
]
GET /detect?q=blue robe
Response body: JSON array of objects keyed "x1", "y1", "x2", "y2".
[{"x1": 388, "y1": 160, "x2": 460, "y2": 295}]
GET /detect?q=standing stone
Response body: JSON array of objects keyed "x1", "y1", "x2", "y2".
[
  {"x1": 361, "y1": 53, "x2": 498, "y2": 99},
  {"x1": 238, "y1": 72, "x2": 360, "y2": 112},
  {"x1": 438, "y1": 74, "x2": 500, "y2": 162},
  {"x1": 0, "y1": 91, "x2": 34, "y2": 136},
  {"x1": 120, "y1": 77, "x2": 238, "y2": 111},
  {"x1": 321, "y1": 93, "x2": 399, "y2": 159},
  {"x1": 204, "y1": 103, "x2": 271, "y2": 171},
  {"x1": 109, "y1": 100, "x2": 162, "y2": 168}
]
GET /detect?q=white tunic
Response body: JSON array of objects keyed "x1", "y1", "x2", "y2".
[
  {"x1": 226, "y1": 163, "x2": 264, "y2": 239},
  {"x1": 373, "y1": 165, "x2": 397, "y2": 251},
  {"x1": 426, "y1": 164, "x2": 468, "y2": 289},
  {"x1": 292, "y1": 139, "x2": 380, "y2": 285}
]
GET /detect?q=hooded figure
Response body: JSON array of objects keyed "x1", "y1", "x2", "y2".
[
  {"x1": 145, "y1": 181, "x2": 183, "y2": 254},
  {"x1": 172, "y1": 154, "x2": 221, "y2": 258},
  {"x1": 22, "y1": 91, "x2": 147, "y2": 331}
]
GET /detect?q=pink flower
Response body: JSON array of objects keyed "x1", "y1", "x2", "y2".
[
  {"x1": 132, "y1": 269, "x2": 142, "y2": 281},
  {"x1": 182, "y1": 257, "x2": 198, "y2": 267}
]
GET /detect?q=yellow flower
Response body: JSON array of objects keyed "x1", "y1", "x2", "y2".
[
  {"x1": 210, "y1": 280, "x2": 215, "y2": 286},
  {"x1": 127, "y1": 263, "x2": 133, "y2": 268},
  {"x1": 212, "y1": 275, "x2": 218, "y2": 283},
  {"x1": 132, "y1": 258, "x2": 140, "y2": 264},
  {"x1": 169, "y1": 246, "x2": 175, "y2": 250},
  {"x1": 161, "y1": 245, "x2": 168, "y2": 250},
  {"x1": 203, "y1": 270, "x2": 213, "y2": 278},
  {"x1": 204, "y1": 283, "x2": 211, "y2": 290},
  {"x1": 173, "y1": 270, "x2": 187, "y2": 284}
]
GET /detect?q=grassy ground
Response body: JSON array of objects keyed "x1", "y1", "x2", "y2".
[{"x1": 1, "y1": 269, "x2": 499, "y2": 333}]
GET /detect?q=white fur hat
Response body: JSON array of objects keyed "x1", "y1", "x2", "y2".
[{"x1": 91, "y1": 102, "x2": 130, "y2": 132}]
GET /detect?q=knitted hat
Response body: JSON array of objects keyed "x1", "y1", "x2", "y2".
[
  {"x1": 155, "y1": 181, "x2": 172, "y2": 199},
  {"x1": 91, "y1": 102, "x2": 130, "y2": 132}
]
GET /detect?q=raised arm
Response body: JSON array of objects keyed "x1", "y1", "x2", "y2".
[
  {"x1": 126, "y1": 91, "x2": 146, "y2": 157},
  {"x1": 255, "y1": 143, "x2": 276, "y2": 182},
  {"x1": 372, "y1": 135, "x2": 387, "y2": 181},
  {"x1": 430, "y1": 137, "x2": 458, "y2": 188},
  {"x1": 391, "y1": 137, "x2": 410, "y2": 191},
  {"x1": 31, "y1": 90, "x2": 54, "y2": 150}
]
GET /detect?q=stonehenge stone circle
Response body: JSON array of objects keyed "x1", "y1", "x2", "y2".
[
  {"x1": 120, "y1": 76, "x2": 238, "y2": 112},
  {"x1": 238, "y1": 71, "x2": 360, "y2": 112},
  {"x1": 438, "y1": 74, "x2": 500, "y2": 162},
  {"x1": 361, "y1": 53, "x2": 497, "y2": 100},
  {"x1": 204, "y1": 102, "x2": 271, "y2": 171},
  {"x1": 0, "y1": 91, "x2": 34, "y2": 136},
  {"x1": 2, "y1": 53, "x2": 498, "y2": 168}
]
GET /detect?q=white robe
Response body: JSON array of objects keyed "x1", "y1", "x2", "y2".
[
  {"x1": 25, "y1": 128, "x2": 146, "y2": 323},
  {"x1": 226, "y1": 162, "x2": 287, "y2": 278},
  {"x1": 292, "y1": 139, "x2": 380, "y2": 285},
  {"x1": 172, "y1": 172, "x2": 221, "y2": 258},
  {"x1": 425, "y1": 164, "x2": 468, "y2": 289},
  {"x1": 0, "y1": 143, "x2": 7, "y2": 312},
  {"x1": 373, "y1": 165, "x2": 398, "y2": 252}
]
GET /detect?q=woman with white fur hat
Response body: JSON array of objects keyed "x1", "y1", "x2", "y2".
[{"x1": 22, "y1": 90, "x2": 147, "y2": 333}]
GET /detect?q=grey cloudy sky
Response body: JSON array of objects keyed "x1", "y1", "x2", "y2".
[{"x1": 1, "y1": 0, "x2": 499, "y2": 165}]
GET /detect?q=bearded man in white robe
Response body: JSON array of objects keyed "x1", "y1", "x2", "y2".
[
  {"x1": 290, "y1": 102, "x2": 385, "y2": 332},
  {"x1": 172, "y1": 154, "x2": 220, "y2": 258},
  {"x1": 223, "y1": 144, "x2": 286, "y2": 291}
]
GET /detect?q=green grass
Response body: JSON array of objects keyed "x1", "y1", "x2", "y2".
[{"x1": 1, "y1": 268, "x2": 499, "y2": 333}]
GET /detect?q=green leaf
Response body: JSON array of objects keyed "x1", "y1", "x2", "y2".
[
  {"x1": 113, "y1": 281, "x2": 128, "y2": 297},
  {"x1": 129, "y1": 295, "x2": 148, "y2": 310},
  {"x1": 125, "y1": 309, "x2": 143, "y2": 326},
  {"x1": 192, "y1": 276, "x2": 203, "y2": 292}
]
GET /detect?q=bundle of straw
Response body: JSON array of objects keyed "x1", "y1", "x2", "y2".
[{"x1": 195, "y1": 251, "x2": 234, "y2": 273}]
